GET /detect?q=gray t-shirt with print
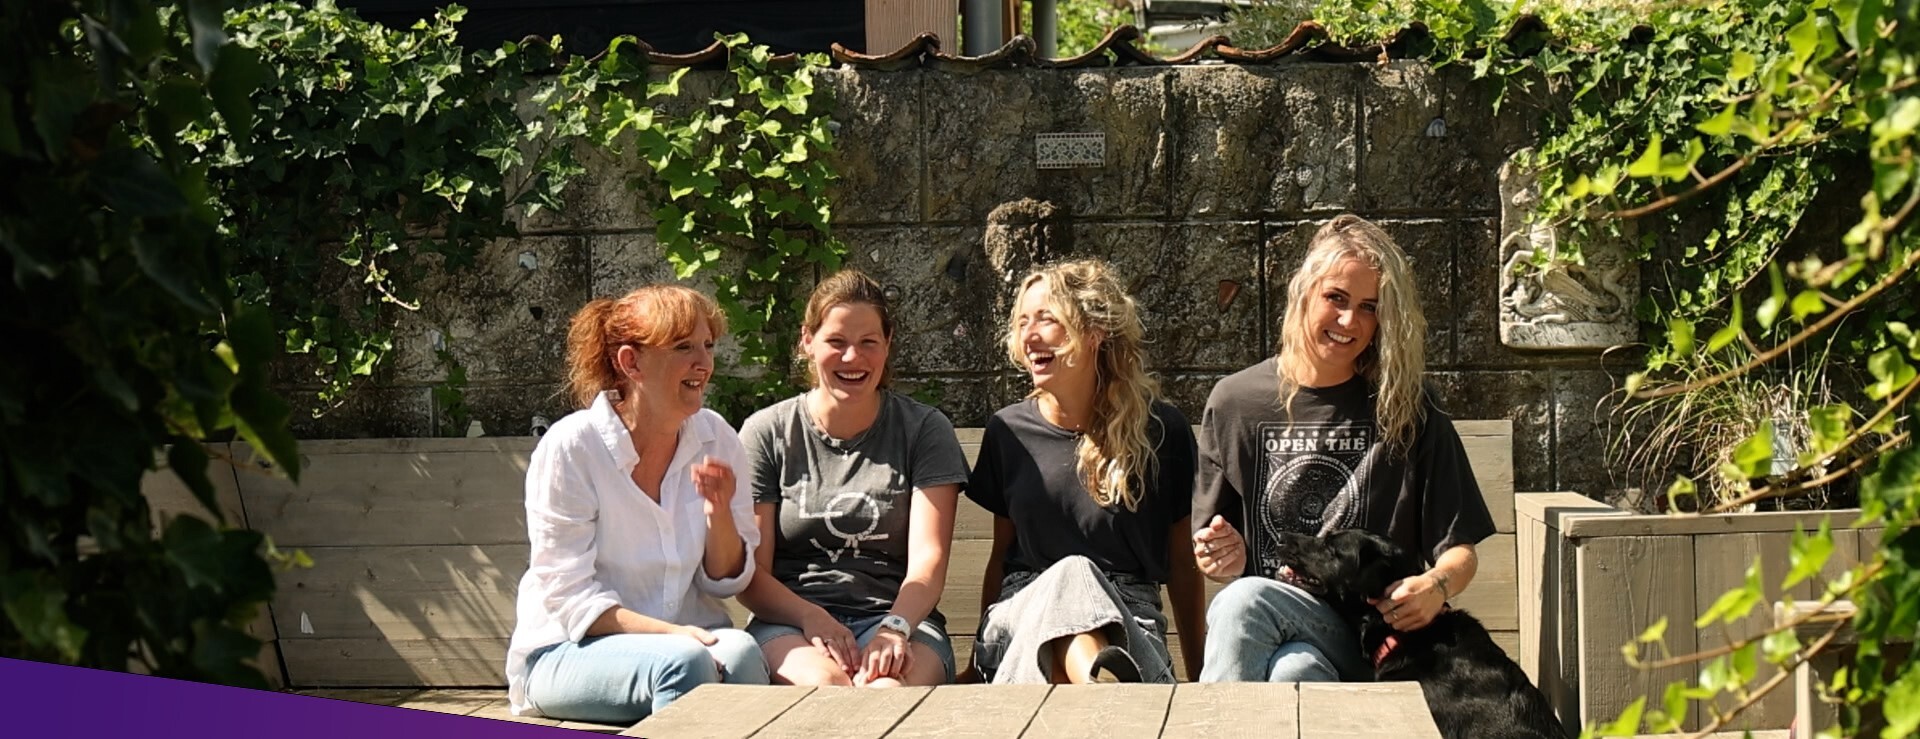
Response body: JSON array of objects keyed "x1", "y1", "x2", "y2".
[{"x1": 740, "y1": 390, "x2": 970, "y2": 623}]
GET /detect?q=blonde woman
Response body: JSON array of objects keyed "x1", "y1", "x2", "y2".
[
  {"x1": 1192, "y1": 215, "x2": 1495, "y2": 683},
  {"x1": 736, "y1": 270, "x2": 968, "y2": 688},
  {"x1": 965, "y1": 259, "x2": 1206, "y2": 684}
]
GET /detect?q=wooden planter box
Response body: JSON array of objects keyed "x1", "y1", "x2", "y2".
[{"x1": 1516, "y1": 493, "x2": 1880, "y2": 735}]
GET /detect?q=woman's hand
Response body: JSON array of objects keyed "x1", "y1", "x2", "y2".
[
  {"x1": 855, "y1": 628, "x2": 913, "y2": 685},
  {"x1": 690, "y1": 456, "x2": 736, "y2": 517},
  {"x1": 668, "y1": 624, "x2": 718, "y2": 645},
  {"x1": 1371, "y1": 573, "x2": 1448, "y2": 631},
  {"x1": 799, "y1": 611, "x2": 860, "y2": 673},
  {"x1": 1193, "y1": 515, "x2": 1246, "y2": 581}
]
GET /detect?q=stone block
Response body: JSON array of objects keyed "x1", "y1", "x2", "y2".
[
  {"x1": 586, "y1": 232, "x2": 761, "y2": 373},
  {"x1": 288, "y1": 385, "x2": 434, "y2": 439},
  {"x1": 456, "y1": 383, "x2": 574, "y2": 439},
  {"x1": 1265, "y1": 219, "x2": 1461, "y2": 368},
  {"x1": 1069, "y1": 222, "x2": 1265, "y2": 371},
  {"x1": 1553, "y1": 369, "x2": 1626, "y2": 498},
  {"x1": 842, "y1": 226, "x2": 1001, "y2": 375},
  {"x1": 892, "y1": 373, "x2": 1028, "y2": 429},
  {"x1": 389, "y1": 236, "x2": 590, "y2": 386},
  {"x1": 1355, "y1": 62, "x2": 1519, "y2": 213},
  {"x1": 1429, "y1": 370, "x2": 1553, "y2": 493},
  {"x1": 1169, "y1": 64, "x2": 1359, "y2": 218},
  {"x1": 924, "y1": 68, "x2": 1172, "y2": 223},
  {"x1": 1158, "y1": 372, "x2": 1233, "y2": 428},
  {"x1": 822, "y1": 69, "x2": 922, "y2": 225}
]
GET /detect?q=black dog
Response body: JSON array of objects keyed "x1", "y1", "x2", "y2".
[{"x1": 1274, "y1": 529, "x2": 1568, "y2": 739}]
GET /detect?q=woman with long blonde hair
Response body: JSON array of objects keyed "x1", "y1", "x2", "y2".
[
  {"x1": 1191, "y1": 214, "x2": 1495, "y2": 683},
  {"x1": 964, "y1": 259, "x2": 1207, "y2": 684}
]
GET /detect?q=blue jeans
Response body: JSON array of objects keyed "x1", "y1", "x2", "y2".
[
  {"x1": 1199, "y1": 577, "x2": 1372, "y2": 683},
  {"x1": 745, "y1": 614, "x2": 958, "y2": 681},
  {"x1": 524, "y1": 629, "x2": 769, "y2": 722}
]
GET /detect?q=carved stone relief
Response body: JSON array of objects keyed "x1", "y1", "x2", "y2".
[{"x1": 1498, "y1": 150, "x2": 1639, "y2": 350}]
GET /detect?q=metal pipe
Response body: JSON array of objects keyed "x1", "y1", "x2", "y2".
[
  {"x1": 1032, "y1": 0, "x2": 1057, "y2": 58},
  {"x1": 963, "y1": 0, "x2": 1005, "y2": 56}
]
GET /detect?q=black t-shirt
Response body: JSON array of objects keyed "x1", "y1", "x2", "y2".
[
  {"x1": 966, "y1": 398, "x2": 1197, "y2": 583},
  {"x1": 1193, "y1": 358, "x2": 1495, "y2": 578}
]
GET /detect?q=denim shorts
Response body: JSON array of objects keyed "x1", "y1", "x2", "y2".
[{"x1": 744, "y1": 613, "x2": 957, "y2": 681}]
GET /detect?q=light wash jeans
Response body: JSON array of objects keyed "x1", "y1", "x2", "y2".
[
  {"x1": 524, "y1": 629, "x2": 768, "y2": 722},
  {"x1": 1198, "y1": 577, "x2": 1372, "y2": 683}
]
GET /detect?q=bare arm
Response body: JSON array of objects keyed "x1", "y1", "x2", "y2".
[
  {"x1": 1165, "y1": 517, "x2": 1207, "y2": 680},
  {"x1": 734, "y1": 503, "x2": 831, "y2": 626},
  {"x1": 1378, "y1": 542, "x2": 1479, "y2": 632},
  {"x1": 979, "y1": 515, "x2": 1014, "y2": 615},
  {"x1": 891, "y1": 483, "x2": 959, "y2": 626}
]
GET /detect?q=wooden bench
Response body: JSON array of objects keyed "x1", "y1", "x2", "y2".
[{"x1": 141, "y1": 420, "x2": 1516, "y2": 688}]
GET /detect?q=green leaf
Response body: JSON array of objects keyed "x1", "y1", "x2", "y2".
[
  {"x1": 1808, "y1": 404, "x2": 1853, "y2": 457},
  {"x1": 1731, "y1": 641, "x2": 1758, "y2": 685},
  {"x1": 89, "y1": 148, "x2": 190, "y2": 217},
  {"x1": 1866, "y1": 348, "x2": 1917, "y2": 400},
  {"x1": 184, "y1": 0, "x2": 228, "y2": 75},
  {"x1": 1791, "y1": 290, "x2": 1827, "y2": 322},
  {"x1": 209, "y1": 45, "x2": 269, "y2": 140},
  {"x1": 1666, "y1": 476, "x2": 1697, "y2": 510},
  {"x1": 1696, "y1": 559, "x2": 1765, "y2": 628},
  {"x1": 0, "y1": 575, "x2": 88, "y2": 662},
  {"x1": 1706, "y1": 296, "x2": 1744, "y2": 353},
  {"x1": 1756, "y1": 263, "x2": 1787, "y2": 329},
  {"x1": 1590, "y1": 696, "x2": 1645, "y2": 737},
  {"x1": 1786, "y1": 14, "x2": 1820, "y2": 71},
  {"x1": 1627, "y1": 134, "x2": 1664, "y2": 178},
  {"x1": 1729, "y1": 50, "x2": 1756, "y2": 81},
  {"x1": 1783, "y1": 521, "x2": 1834, "y2": 590},
  {"x1": 1668, "y1": 318, "x2": 1695, "y2": 356},
  {"x1": 1637, "y1": 615, "x2": 1669, "y2": 644},
  {"x1": 1762, "y1": 627, "x2": 1803, "y2": 664},
  {"x1": 1696, "y1": 104, "x2": 1738, "y2": 137},
  {"x1": 1884, "y1": 666, "x2": 1920, "y2": 739},
  {"x1": 1731, "y1": 421, "x2": 1776, "y2": 479}
]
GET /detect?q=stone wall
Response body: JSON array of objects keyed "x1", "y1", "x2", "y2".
[{"x1": 283, "y1": 60, "x2": 1642, "y2": 499}]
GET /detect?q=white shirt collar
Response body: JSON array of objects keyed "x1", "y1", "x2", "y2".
[{"x1": 587, "y1": 391, "x2": 715, "y2": 472}]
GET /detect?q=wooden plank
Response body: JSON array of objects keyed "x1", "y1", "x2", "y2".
[
  {"x1": 1161, "y1": 682, "x2": 1296, "y2": 739},
  {"x1": 1021, "y1": 684, "x2": 1172, "y2": 739},
  {"x1": 235, "y1": 441, "x2": 534, "y2": 547},
  {"x1": 143, "y1": 442, "x2": 248, "y2": 530},
  {"x1": 1577, "y1": 535, "x2": 1695, "y2": 733},
  {"x1": 273, "y1": 545, "x2": 521, "y2": 641},
  {"x1": 1298, "y1": 682, "x2": 1441, "y2": 737},
  {"x1": 624, "y1": 685, "x2": 815, "y2": 739},
  {"x1": 753, "y1": 686, "x2": 932, "y2": 739},
  {"x1": 468, "y1": 698, "x2": 564, "y2": 727},
  {"x1": 1456, "y1": 420, "x2": 1516, "y2": 534},
  {"x1": 1514, "y1": 491, "x2": 1617, "y2": 527},
  {"x1": 1562, "y1": 510, "x2": 1872, "y2": 539},
  {"x1": 864, "y1": 0, "x2": 955, "y2": 52},
  {"x1": 1453, "y1": 533, "x2": 1517, "y2": 631},
  {"x1": 1517, "y1": 497, "x2": 1545, "y2": 684},
  {"x1": 392, "y1": 689, "x2": 500, "y2": 715},
  {"x1": 297, "y1": 688, "x2": 422, "y2": 706},
  {"x1": 280, "y1": 637, "x2": 507, "y2": 687},
  {"x1": 1692, "y1": 532, "x2": 1798, "y2": 730},
  {"x1": 884, "y1": 684, "x2": 1051, "y2": 738},
  {"x1": 557, "y1": 720, "x2": 626, "y2": 734}
]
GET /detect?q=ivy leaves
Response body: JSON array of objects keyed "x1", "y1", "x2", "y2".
[
  {"x1": 571, "y1": 33, "x2": 844, "y2": 422},
  {"x1": 4, "y1": 0, "x2": 295, "y2": 684}
]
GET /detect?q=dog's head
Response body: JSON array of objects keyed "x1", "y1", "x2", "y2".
[{"x1": 1273, "y1": 529, "x2": 1423, "y2": 617}]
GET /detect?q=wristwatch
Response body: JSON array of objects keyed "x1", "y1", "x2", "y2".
[{"x1": 877, "y1": 614, "x2": 912, "y2": 637}]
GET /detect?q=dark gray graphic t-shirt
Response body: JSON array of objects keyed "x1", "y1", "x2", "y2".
[
  {"x1": 1193, "y1": 358, "x2": 1495, "y2": 577},
  {"x1": 740, "y1": 391, "x2": 970, "y2": 622}
]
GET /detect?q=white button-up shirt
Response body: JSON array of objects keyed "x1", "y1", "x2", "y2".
[{"x1": 505, "y1": 392, "x2": 758, "y2": 715}]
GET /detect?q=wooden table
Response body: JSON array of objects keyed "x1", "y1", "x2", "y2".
[{"x1": 622, "y1": 682, "x2": 1441, "y2": 738}]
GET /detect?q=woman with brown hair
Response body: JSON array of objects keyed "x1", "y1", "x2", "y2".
[
  {"x1": 505, "y1": 284, "x2": 767, "y2": 722},
  {"x1": 966, "y1": 258, "x2": 1207, "y2": 684},
  {"x1": 736, "y1": 270, "x2": 969, "y2": 687}
]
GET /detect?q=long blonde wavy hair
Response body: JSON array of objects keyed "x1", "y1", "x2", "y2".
[
  {"x1": 1276, "y1": 215, "x2": 1428, "y2": 455},
  {"x1": 1004, "y1": 259, "x2": 1162, "y2": 511}
]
